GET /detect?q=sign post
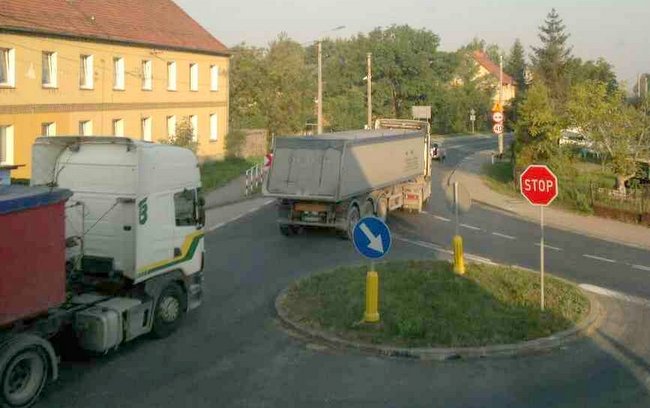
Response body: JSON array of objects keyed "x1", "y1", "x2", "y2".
[
  {"x1": 519, "y1": 165, "x2": 558, "y2": 311},
  {"x1": 469, "y1": 108, "x2": 476, "y2": 134},
  {"x1": 492, "y1": 103, "x2": 505, "y2": 156},
  {"x1": 352, "y1": 217, "x2": 392, "y2": 323}
]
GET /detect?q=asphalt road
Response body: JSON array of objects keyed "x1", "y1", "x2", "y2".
[{"x1": 37, "y1": 134, "x2": 650, "y2": 408}]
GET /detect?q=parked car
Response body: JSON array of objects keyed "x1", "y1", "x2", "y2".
[{"x1": 430, "y1": 142, "x2": 446, "y2": 161}]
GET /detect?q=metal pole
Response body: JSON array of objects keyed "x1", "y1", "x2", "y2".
[
  {"x1": 454, "y1": 181, "x2": 459, "y2": 236},
  {"x1": 367, "y1": 52, "x2": 372, "y2": 129},
  {"x1": 498, "y1": 55, "x2": 504, "y2": 156},
  {"x1": 539, "y1": 206, "x2": 544, "y2": 311},
  {"x1": 317, "y1": 41, "x2": 323, "y2": 134}
]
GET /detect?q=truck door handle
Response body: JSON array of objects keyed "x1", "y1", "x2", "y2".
[{"x1": 174, "y1": 247, "x2": 182, "y2": 257}]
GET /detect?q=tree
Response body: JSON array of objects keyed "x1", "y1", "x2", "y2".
[
  {"x1": 505, "y1": 39, "x2": 527, "y2": 92},
  {"x1": 514, "y1": 82, "x2": 563, "y2": 165},
  {"x1": 167, "y1": 117, "x2": 198, "y2": 152},
  {"x1": 566, "y1": 57, "x2": 617, "y2": 91},
  {"x1": 229, "y1": 44, "x2": 268, "y2": 129},
  {"x1": 568, "y1": 81, "x2": 649, "y2": 194},
  {"x1": 530, "y1": 8, "x2": 573, "y2": 100}
]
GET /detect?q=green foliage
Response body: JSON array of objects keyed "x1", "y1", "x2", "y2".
[
  {"x1": 514, "y1": 82, "x2": 563, "y2": 165},
  {"x1": 530, "y1": 8, "x2": 573, "y2": 101},
  {"x1": 200, "y1": 157, "x2": 261, "y2": 192},
  {"x1": 566, "y1": 57, "x2": 617, "y2": 91},
  {"x1": 166, "y1": 117, "x2": 198, "y2": 152},
  {"x1": 505, "y1": 39, "x2": 527, "y2": 91},
  {"x1": 224, "y1": 129, "x2": 247, "y2": 158},
  {"x1": 229, "y1": 45, "x2": 268, "y2": 129}
]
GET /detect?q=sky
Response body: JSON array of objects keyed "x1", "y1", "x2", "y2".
[{"x1": 177, "y1": 0, "x2": 650, "y2": 88}]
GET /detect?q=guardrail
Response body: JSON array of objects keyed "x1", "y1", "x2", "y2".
[{"x1": 245, "y1": 163, "x2": 266, "y2": 196}]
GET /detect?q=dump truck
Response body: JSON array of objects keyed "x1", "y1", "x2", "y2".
[
  {"x1": 263, "y1": 119, "x2": 431, "y2": 238},
  {"x1": 0, "y1": 136, "x2": 205, "y2": 407}
]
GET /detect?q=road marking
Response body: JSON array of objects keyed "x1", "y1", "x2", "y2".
[
  {"x1": 632, "y1": 264, "x2": 650, "y2": 272},
  {"x1": 583, "y1": 254, "x2": 616, "y2": 263},
  {"x1": 534, "y1": 243, "x2": 562, "y2": 251},
  {"x1": 206, "y1": 201, "x2": 275, "y2": 232},
  {"x1": 396, "y1": 236, "x2": 497, "y2": 264},
  {"x1": 491, "y1": 232, "x2": 515, "y2": 240},
  {"x1": 460, "y1": 223, "x2": 481, "y2": 231},
  {"x1": 579, "y1": 284, "x2": 650, "y2": 307},
  {"x1": 434, "y1": 215, "x2": 451, "y2": 222},
  {"x1": 466, "y1": 254, "x2": 497, "y2": 265}
]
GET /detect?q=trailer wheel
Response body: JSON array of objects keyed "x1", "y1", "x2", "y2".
[
  {"x1": 346, "y1": 205, "x2": 360, "y2": 240},
  {"x1": 361, "y1": 200, "x2": 375, "y2": 218},
  {"x1": 0, "y1": 340, "x2": 49, "y2": 408},
  {"x1": 152, "y1": 283, "x2": 187, "y2": 339},
  {"x1": 377, "y1": 198, "x2": 388, "y2": 221},
  {"x1": 279, "y1": 225, "x2": 301, "y2": 236}
]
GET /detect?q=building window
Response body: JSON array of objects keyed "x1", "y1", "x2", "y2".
[
  {"x1": 174, "y1": 190, "x2": 197, "y2": 226},
  {"x1": 0, "y1": 48, "x2": 16, "y2": 87},
  {"x1": 209, "y1": 114, "x2": 218, "y2": 141},
  {"x1": 210, "y1": 65, "x2": 219, "y2": 91},
  {"x1": 141, "y1": 117, "x2": 152, "y2": 141},
  {"x1": 189, "y1": 63, "x2": 198, "y2": 91},
  {"x1": 113, "y1": 57, "x2": 125, "y2": 90},
  {"x1": 42, "y1": 52, "x2": 57, "y2": 88},
  {"x1": 41, "y1": 122, "x2": 56, "y2": 136},
  {"x1": 142, "y1": 60, "x2": 152, "y2": 90},
  {"x1": 189, "y1": 115, "x2": 198, "y2": 141},
  {"x1": 79, "y1": 55, "x2": 94, "y2": 89},
  {"x1": 112, "y1": 119, "x2": 124, "y2": 137},
  {"x1": 167, "y1": 61, "x2": 176, "y2": 91},
  {"x1": 0, "y1": 125, "x2": 14, "y2": 165},
  {"x1": 79, "y1": 120, "x2": 93, "y2": 136},
  {"x1": 167, "y1": 115, "x2": 176, "y2": 138}
]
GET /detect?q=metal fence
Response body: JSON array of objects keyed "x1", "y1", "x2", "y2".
[
  {"x1": 245, "y1": 162, "x2": 266, "y2": 196},
  {"x1": 590, "y1": 184, "x2": 650, "y2": 225}
]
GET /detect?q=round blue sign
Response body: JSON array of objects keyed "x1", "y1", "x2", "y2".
[{"x1": 352, "y1": 216, "x2": 392, "y2": 260}]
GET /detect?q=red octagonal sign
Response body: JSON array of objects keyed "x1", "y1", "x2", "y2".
[{"x1": 520, "y1": 165, "x2": 558, "y2": 206}]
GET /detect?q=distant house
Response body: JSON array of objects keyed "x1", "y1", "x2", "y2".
[
  {"x1": 452, "y1": 51, "x2": 517, "y2": 105},
  {"x1": 0, "y1": 0, "x2": 230, "y2": 178}
]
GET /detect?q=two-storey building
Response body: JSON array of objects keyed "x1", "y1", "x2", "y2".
[{"x1": 0, "y1": 0, "x2": 230, "y2": 178}]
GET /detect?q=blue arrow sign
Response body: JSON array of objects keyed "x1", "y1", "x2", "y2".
[{"x1": 353, "y1": 216, "x2": 392, "y2": 260}]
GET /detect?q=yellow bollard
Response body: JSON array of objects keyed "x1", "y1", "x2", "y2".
[
  {"x1": 364, "y1": 270, "x2": 380, "y2": 323},
  {"x1": 453, "y1": 235, "x2": 465, "y2": 275}
]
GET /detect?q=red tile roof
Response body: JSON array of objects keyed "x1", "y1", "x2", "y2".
[
  {"x1": 472, "y1": 51, "x2": 515, "y2": 85},
  {"x1": 0, "y1": 0, "x2": 229, "y2": 55}
]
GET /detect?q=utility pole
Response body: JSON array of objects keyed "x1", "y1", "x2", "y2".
[
  {"x1": 317, "y1": 41, "x2": 323, "y2": 134},
  {"x1": 498, "y1": 55, "x2": 504, "y2": 156},
  {"x1": 367, "y1": 52, "x2": 372, "y2": 129},
  {"x1": 638, "y1": 73, "x2": 642, "y2": 100}
]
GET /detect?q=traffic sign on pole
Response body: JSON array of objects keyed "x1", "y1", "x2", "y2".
[
  {"x1": 519, "y1": 164, "x2": 559, "y2": 311},
  {"x1": 491, "y1": 102, "x2": 503, "y2": 112},
  {"x1": 353, "y1": 217, "x2": 392, "y2": 260},
  {"x1": 492, "y1": 123, "x2": 504, "y2": 134},
  {"x1": 492, "y1": 111, "x2": 504, "y2": 123},
  {"x1": 263, "y1": 153, "x2": 274, "y2": 170}
]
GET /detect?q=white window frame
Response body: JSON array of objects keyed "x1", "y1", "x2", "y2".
[
  {"x1": 41, "y1": 122, "x2": 56, "y2": 136},
  {"x1": 112, "y1": 119, "x2": 124, "y2": 137},
  {"x1": 190, "y1": 115, "x2": 198, "y2": 141},
  {"x1": 167, "y1": 61, "x2": 177, "y2": 91},
  {"x1": 113, "y1": 57, "x2": 125, "y2": 90},
  {"x1": 42, "y1": 51, "x2": 57, "y2": 88},
  {"x1": 142, "y1": 60, "x2": 152, "y2": 90},
  {"x1": 209, "y1": 113, "x2": 218, "y2": 141},
  {"x1": 210, "y1": 65, "x2": 219, "y2": 91},
  {"x1": 189, "y1": 63, "x2": 198, "y2": 91},
  {"x1": 166, "y1": 115, "x2": 176, "y2": 138},
  {"x1": 0, "y1": 125, "x2": 14, "y2": 165},
  {"x1": 0, "y1": 48, "x2": 16, "y2": 87},
  {"x1": 141, "y1": 117, "x2": 152, "y2": 141},
  {"x1": 79, "y1": 54, "x2": 94, "y2": 89},
  {"x1": 79, "y1": 120, "x2": 93, "y2": 136}
]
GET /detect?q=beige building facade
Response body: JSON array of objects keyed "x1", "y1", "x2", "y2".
[{"x1": 1, "y1": 0, "x2": 230, "y2": 179}]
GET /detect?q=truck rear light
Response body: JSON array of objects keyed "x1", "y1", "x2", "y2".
[{"x1": 405, "y1": 193, "x2": 418, "y2": 200}]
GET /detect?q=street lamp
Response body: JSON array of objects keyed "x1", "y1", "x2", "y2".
[{"x1": 316, "y1": 25, "x2": 346, "y2": 134}]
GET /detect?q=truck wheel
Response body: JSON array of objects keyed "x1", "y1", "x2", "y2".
[
  {"x1": 1, "y1": 342, "x2": 49, "y2": 408},
  {"x1": 377, "y1": 198, "x2": 388, "y2": 221},
  {"x1": 346, "y1": 205, "x2": 360, "y2": 240},
  {"x1": 279, "y1": 225, "x2": 293, "y2": 236},
  {"x1": 361, "y1": 200, "x2": 375, "y2": 218},
  {"x1": 152, "y1": 283, "x2": 187, "y2": 339}
]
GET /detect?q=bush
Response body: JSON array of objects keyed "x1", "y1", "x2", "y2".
[
  {"x1": 165, "y1": 118, "x2": 198, "y2": 153},
  {"x1": 225, "y1": 129, "x2": 247, "y2": 158}
]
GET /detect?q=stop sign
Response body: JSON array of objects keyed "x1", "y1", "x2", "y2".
[{"x1": 519, "y1": 165, "x2": 558, "y2": 206}]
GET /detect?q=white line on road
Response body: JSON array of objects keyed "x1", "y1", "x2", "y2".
[
  {"x1": 534, "y1": 243, "x2": 563, "y2": 251},
  {"x1": 583, "y1": 254, "x2": 617, "y2": 263},
  {"x1": 460, "y1": 223, "x2": 482, "y2": 231},
  {"x1": 491, "y1": 232, "x2": 516, "y2": 240},
  {"x1": 579, "y1": 284, "x2": 650, "y2": 307},
  {"x1": 466, "y1": 254, "x2": 497, "y2": 265},
  {"x1": 434, "y1": 215, "x2": 451, "y2": 222},
  {"x1": 632, "y1": 264, "x2": 650, "y2": 272}
]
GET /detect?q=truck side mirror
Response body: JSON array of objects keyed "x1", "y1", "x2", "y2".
[{"x1": 197, "y1": 196, "x2": 206, "y2": 228}]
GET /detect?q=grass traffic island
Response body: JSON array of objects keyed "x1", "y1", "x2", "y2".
[
  {"x1": 279, "y1": 260, "x2": 591, "y2": 352},
  {"x1": 200, "y1": 156, "x2": 262, "y2": 192}
]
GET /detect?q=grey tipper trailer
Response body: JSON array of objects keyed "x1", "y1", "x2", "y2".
[{"x1": 263, "y1": 121, "x2": 431, "y2": 238}]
